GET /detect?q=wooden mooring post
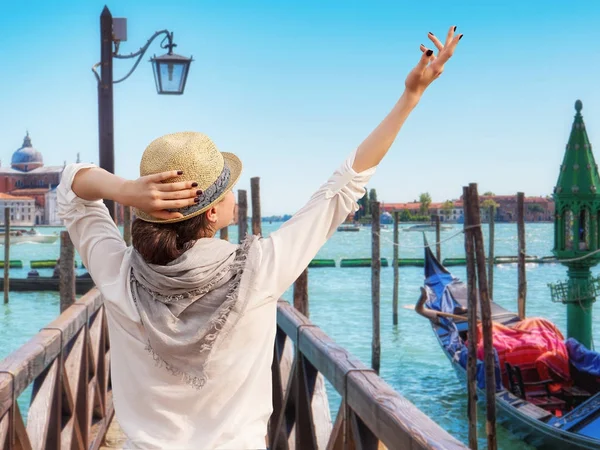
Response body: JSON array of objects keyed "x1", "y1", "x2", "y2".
[
  {"x1": 251, "y1": 177, "x2": 261, "y2": 236},
  {"x1": 123, "y1": 205, "x2": 132, "y2": 246},
  {"x1": 238, "y1": 190, "x2": 248, "y2": 243},
  {"x1": 220, "y1": 227, "x2": 229, "y2": 241},
  {"x1": 488, "y1": 205, "x2": 495, "y2": 300},
  {"x1": 3, "y1": 208, "x2": 8, "y2": 304},
  {"x1": 294, "y1": 269, "x2": 309, "y2": 317},
  {"x1": 392, "y1": 211, "x2": 399, "y2": 326},
  {"x1": 435, "y1": 214, "x2": 441, "y2": 261},
  {"x1": 463, "y1": 187, "x2": 478, "y2": 449},
  {"x1": 467, "y1": 183, "x2": 497, "y2": 450},
  {"x1": 59, "y1": 231, "x2": 76, "y2": 313},
  {"x1": 371, "y1": 201, "x2": 381, "y2": 374},
  {"x1": 517, "y1": 192, "x2": 527, "y2": 319}
]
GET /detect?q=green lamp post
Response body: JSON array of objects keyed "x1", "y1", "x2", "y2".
[{"x1": 549, "y1": 100, "x2": 600, "y2": 349}]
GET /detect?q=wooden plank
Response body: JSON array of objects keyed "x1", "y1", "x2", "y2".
[
  {"x1": 517, "y1": 192, "x2": 527, "y2": 319},
  {"x1": 238, "y1": 190, "x2": 248, "y2": 243},
  {"x1": 488, "y1": 205, "x2": 495, "y2": 300},
  {"x1": 325, "y1": 404, "x2": 345, "y2": 450},
  {"x1": 0, "y1": 374, "x2": 12, "y2": 419},
  {"x1": 468, "y1": 183, "x2": 497, "y2": 450},
  {"x1": 463, "y1": 186, "x2": 478, "y2": 450},
  {"x1": 26, "y1": 358, "x2": 58, "y2": 449},
  {"x1": 4, "y1": 208, "x2": 9, "y2": 304},
  {"x1": 392, "y1": 211, "x2": 399, "y2": 326},
  {"x1": 13, "y1": 403, "x2": 32, "y2": 450},
  {"x1": 293, "y1": 269, "x2": 309, "y2": 317},
  {"x1": 295, "y1": 355, "x2": 318, "y2": 450},
  {"x1": 250, "y1": 177, "x2": 262, "y2": 236},
  {"x1": 60, "y1": 231, "x2": 76, "y2": 312},
  {"x1": 349, "y1": 409, "x2": 378, "y2": 450},
  {"x1": 371, "y1": 201, "x2": 381, "y2": 374},
  {"x1": 0, "y1": 413, "x2": 9, "y2": 449},
  {"x1": 346, "y1": 371, "x2": 467, "y2": 450}
]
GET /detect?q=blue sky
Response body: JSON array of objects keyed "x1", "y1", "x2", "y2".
[{"x1": 2, "y1": 1, "x2": 600, "y2": 215}]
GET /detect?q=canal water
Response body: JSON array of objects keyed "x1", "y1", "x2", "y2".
[{"x1": 1, "y1": 222, "x2": 597, "y2": 449}]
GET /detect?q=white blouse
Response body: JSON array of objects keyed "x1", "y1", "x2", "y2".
[{"x1": 58, "y1": 149, "x2": 375, "y2": 450}]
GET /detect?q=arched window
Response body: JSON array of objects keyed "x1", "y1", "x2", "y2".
[
  {"x1": 565, "y1": 209, "x2": 574, "y2": 250},
  {"x1": 579, "y1": 208, "x2": 590, "y2": 250}
]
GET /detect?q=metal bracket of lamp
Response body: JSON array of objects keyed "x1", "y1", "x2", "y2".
[{"x1": 92, "y1": 22, "x2": 193, "y2": 95}]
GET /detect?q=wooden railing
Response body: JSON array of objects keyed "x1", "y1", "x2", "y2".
[
  {"x1": 0, "y1": 291, "x2": 468, "y2": 450},
  {"x1": 269, "y1": 300, "x2": 468, "y2": 450},
  {"x1": 0, "y1": 289, "x2": 111, "y2": 450}
]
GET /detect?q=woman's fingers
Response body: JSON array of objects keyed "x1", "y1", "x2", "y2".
[
  {"x1": 160, "y1": 188, "x2": 203, "y2": 200},
  {"x1": 436, "y1": 33, "x2": 462, "y2": 65},
  {"x1": 146, "y1": 170, "x2": 184, "y2": 183},
  {"x1": 155, "y1": 197, "x2": 199, "y2": 210},
  {"x1": 444, "y1": 25, "x2": 456, "y2": 47},
  {"x1": 416, "y1": 46, "x2": 434, "y2": 70},
  {"x1": 427, "y1": 32, "x2": 444, "y2": 52},
  {"x1": 155, "y1": 180, "x2": 198, "y2": 192}
]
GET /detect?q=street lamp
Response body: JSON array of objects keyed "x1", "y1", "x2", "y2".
[{"x1": 92, "y1": 6, "x2": 193, "y2": 219}]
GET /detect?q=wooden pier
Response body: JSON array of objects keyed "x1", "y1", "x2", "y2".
[{"x1": 0, "y1": 288, "x2": 468, "y2": 450}]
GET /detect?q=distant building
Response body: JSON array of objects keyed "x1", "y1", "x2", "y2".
[
  {"x1": 0, "y1": 132, "x2": 67, "y2": 224},
  {"x1": 44, "y1": 188, "x2": 61, "y2": 225},
  {"x1": 0, "y1": 193, "x2": 36, "y2": 226},
  {"x1": 382, "y1": 195, "x2": 555, "y2": 223}
]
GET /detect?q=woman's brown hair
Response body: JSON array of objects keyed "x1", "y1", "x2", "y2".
[{"x1": 132, "y1": 213, "x2": 214, "y2": 265}]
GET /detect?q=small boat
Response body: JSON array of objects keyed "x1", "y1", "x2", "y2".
[
  {"x1": 337, "y1": 225, "x2": 360, "y2": 232},
  {"x1": 0, "y1": 229, "x2": 59, "y2": 245},
  {"x1": 0, "y1": 276, "x2": 94, "y2": 295},
  {"x1": 404, "y1": 223, "x2": 453, "y2": 232},
  {"x1": 415, "y1": 242, "x2": 600, "y2": 449}
]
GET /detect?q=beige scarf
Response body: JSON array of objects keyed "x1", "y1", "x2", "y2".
[{"x1": 129, "y1": 235, "x2": 258, "y2": 389}]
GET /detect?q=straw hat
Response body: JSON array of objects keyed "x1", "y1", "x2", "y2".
[{"x1": 135, "y1": 132, "x2": 242, "y2": 224}]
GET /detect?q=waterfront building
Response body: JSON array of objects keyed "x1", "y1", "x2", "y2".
[
  {"x1": 0, "y1": 193, "x2": 36, "y2": 226},
  {"x1": 0, "y1": 132, "x2": 67, "y2": 224}
]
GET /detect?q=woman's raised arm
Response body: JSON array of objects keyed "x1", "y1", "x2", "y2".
[{"x1": 353, "y1": 26, "x2": 462, "y2": 172}]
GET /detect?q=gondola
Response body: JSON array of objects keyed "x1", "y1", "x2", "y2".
[
  {"x1": 416, "y1": 241, "x2": 600, "y2": 449},
  {"x1": 0, "y1": 276, "x2": 94, "y2": 295}
]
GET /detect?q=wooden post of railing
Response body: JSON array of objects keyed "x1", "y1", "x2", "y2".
[
  {"x1": 3, "y1": 208, "x2": 9, "y2": 304},
  {"x1": 238, "y1": 190, "x2": 248, "y2": 243},
  {"x1": 488, "y1": 205, "x2": 495, "y2": 300},
  {"x1": 220, "y1": 227, "x2": 229, "y2": 241},
  {"x1": 123, "y1": 205, "x2": 132, "y2": 246},
  {"x1": 517, "y1": 192, "x2": 527, "y2": 319},
  {"x1": 463, "y1": 187, "x2": 478, "y2": 449},
  {"x1": 467, "y1": 183, "x2": 497, "y2": 450},
  {"x1": 59, "y1": 231, "x2": 76, "y2": 313},
  {"x1": 371, "y1": 201, "x2": 381, "y2": 374},
  {"x1": 294, "y1": 269, "x2": 309, "y2": 317},
  {"x1": 435, "y1": 214, "x2": 441, "y2": 261},
  {"x1": 392, "y1": 211, "x2": 399, "y2": 326},
  {"x1": 251, "y1": 177, "x2": 261, "y2": 236}
]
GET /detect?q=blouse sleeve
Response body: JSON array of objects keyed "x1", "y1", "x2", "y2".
[
  {"x1": 252, "y1": 149, "x2": 376, "y2": 300},
  {"x1": 57, "y1": 164, "x2": 127, "y2": 289}
]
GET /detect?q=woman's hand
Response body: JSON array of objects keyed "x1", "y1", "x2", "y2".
[
  {"x1": 119, "y1": 170, "x2": 201, "y2": 221},
  {"x1": 404, "y1": 26, "x2": 462, "y2": 98}
]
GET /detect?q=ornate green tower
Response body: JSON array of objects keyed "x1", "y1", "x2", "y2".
[{"x1": 550, "y1": 100, "x2": 600, "y2": 349}]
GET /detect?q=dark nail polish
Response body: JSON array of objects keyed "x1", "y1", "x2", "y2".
[
  {"x1": 426, "y1": 49, "x2": 433, "y2": 56},
  {"x1": 194, "y1": 197, "x2": 200, "y2": 203},
  {"x1": 177, "y1": 170, "x2": 183, "y2": 175},
  {"x1": 196, "y1": 190, "x2": 203, "y2": 195},
  {"x1": 454, "y1": 26, "x2": 457, "y2": 32},
  {"x1": 191, "y1": 182, "x2": 198, "y2": 187},
  {"x1": 428, "y1": 32, "x2": 433, "y2": 36},
  {"x1": 459, "y1": 34, "x2": 464, "y2": 40}
]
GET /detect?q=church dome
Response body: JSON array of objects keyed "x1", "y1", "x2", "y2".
[{"x1": 12, "y1": 132, "x2": 43, "y2": 172}]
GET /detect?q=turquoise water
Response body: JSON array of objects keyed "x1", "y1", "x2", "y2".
[{"x1": 1, "y1": 222, "x2": 598, "y2": 449}]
